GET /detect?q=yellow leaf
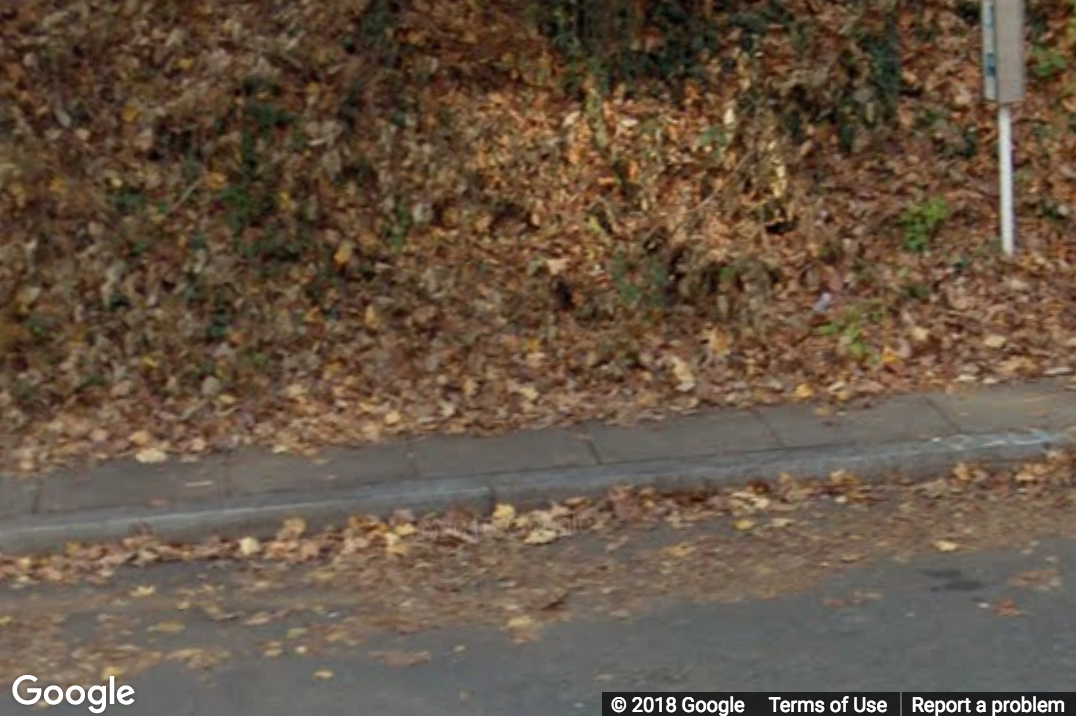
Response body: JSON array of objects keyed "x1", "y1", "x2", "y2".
[
  {"x1": 206, "y1": 171, "x2": 228, "y2": 190},
  {"x1": 734, "y1": 518, "x2": 756, "y2": 531},
  {"x1": 130, "y1": 585, "x2": 156, "y2": 598},
  {"x1": 101, "y1": 666, "x2": 126, "y2": 680},
  {"x1": 313, "y1": 669, "x2": 334, "y2": 680},
  {"x1": 393, "y1": 523, "x2": 417, "y2": 537},
  {"x1": 384, "y1": 409, "x2": 401, "y2": 426},
  {"x1": 983, "y1": 334, "x2": 1008, "y2": 349},
  {"x1": 492, "y1": 503, "x2": 516, "y2": 524},
  {"x1": 121, "y1": 102, "x2": 140, "y2": 124},
  {"x1": 384, "y1": 532, "x2": 410, "y2": 556},
  {"x1": 881, "y1": 346, "x2": 901, "y2": 366},
  {"x1": 364, "y1": 304, "x2": 381, "y2": 331},
  {"x1": 238, "y1": 536, "x2": 262, "y2": 556},
  {"x1": 523, "y1": 528, "x2": 558, "y2": 545},
  {"x1": 933, "y1": 539, "x2": 960, "y2": 553},
  {"x1": 505, "y1": 615, "x2": 540, "y2": 642},
  {"x1": 334, "y1": 241, "x2": 354, "y2": 266},
  {"x1": 794, "y1": 383, "x2": 815, "y2": 400},
  {"x1": 278, "y1": 191, "x2": 295, "y2": 212},
  {"x1": 135, "y1": 447, "x2": 168, "y2": 465}
]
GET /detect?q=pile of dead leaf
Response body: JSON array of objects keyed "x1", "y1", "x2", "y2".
[{"x1": 2, "y1": 0, "x2": 1076, "y2": 473}]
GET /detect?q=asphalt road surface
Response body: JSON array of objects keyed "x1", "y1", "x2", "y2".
[{"x1": 2, "y1": 468, "x2": 1074, "y2": 715}]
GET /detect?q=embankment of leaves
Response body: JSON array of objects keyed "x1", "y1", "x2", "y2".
[{"x1": 2, "y1": 0, "x2": 1076, "y2": 472}]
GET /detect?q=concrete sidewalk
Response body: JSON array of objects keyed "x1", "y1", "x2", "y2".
[{"x1": 2, "y1": 380, "x2": 1076, "y2": 552}]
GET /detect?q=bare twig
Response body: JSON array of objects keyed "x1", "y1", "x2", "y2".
[{"x1": 161, "y1": 176, "x2": 203, "y2": 220}]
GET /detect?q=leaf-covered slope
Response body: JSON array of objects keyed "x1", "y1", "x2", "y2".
[{"x1": 2, "y1": 0, "x2": 1076, "y2": 471}]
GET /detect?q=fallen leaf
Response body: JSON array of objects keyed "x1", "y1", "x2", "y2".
[
  {"x1": 313, "y1": 669, "x2": 335, "y2": 680},
  {"x1": 933, "y1": 539, "x2": 960, "y2": 553},
  {"x1": 129, "y1": 430, "x2": 153, "y2": 447},
  {"x1": 148, "y1": 621, "x2": 186, "y2": 635},
  {"x1": 504, "y1": 615, "x2": 540, "y2": 643},
  {"x1": 373, "y1": 650, "x2": 431, "y2": 667},
  {"x1": 238, "y1": 536, "x2": 262, "y2": 556},
  {"x1": 669, "y1": 356, "x2": 696, "y2": 392},
  {"x1": 384, "y1": 532, "x2": 410, "y2": 556},
  {"x1": 393, "y1": 522, "x2": 417, "y2": 537},
  {"x1": 993, "y1": 598, "x2": 1023, "y2": 617},
  {"x1": 333, "y1": 241, "x2": 354, "y2": 267},
  {"x1": 1008, "y1": 569, "x2": 1062, "y2": 591},
  {"x1": 662, "y1": 542, "x2": 694, "y2": 558},
  {"x1": 492, "y1": 503, "x2": 516, "y2": 528},
  {"x1": 135, "y1": 447, "x2": 168, "y2": 464},
  {"x1": 278, "y1": 517, "x2": 306, "y2": 540},
  {"x1": 206, "y1": 171, "x2": 228, "y2": 190},
  {"x1": 983, "y1": 334, "x2": 1008, "y2": 349},
  {"x1": 130, "y1": 585, "x2": 156, "y2": 598},
  {"x1": 523, "y1": 527, "x2": 558, "y2": 545},
  {"x1": 364, "y1": 305, "x2": 381, "y2": 331}
]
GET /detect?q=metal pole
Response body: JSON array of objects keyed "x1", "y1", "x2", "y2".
[{"x1": 998, "y1": 103, "x2": 1015, "y2": 256}]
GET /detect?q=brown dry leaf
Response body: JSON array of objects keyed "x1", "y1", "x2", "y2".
[
  {"x1": 993, "y1": 598, "x2": 1023, "y2": 618},
  {"x1": 148, "y1": 621, "x2": 186, "y2": 635},
  {"x1": 206, "y1": 171, "x2": 228, "y2": 190},
  {"x1": 244, "y1": 612, "x2": 273, "y2": 626},
  {"x1": 373, "y1": 650, "x2": 432, "y2": 667},
  {"x1": 167, "y1": 648, "x2": 229, "y2": 670},
  {"x1": 130, "y1": 585, "x2": 156, "y2": 598},
  {"x1": 662, "y1": 542, "x2": 694, "y2": 559},
  {"x1": 1008, "y1": 569, "x2": 1062, "y2": 592}
]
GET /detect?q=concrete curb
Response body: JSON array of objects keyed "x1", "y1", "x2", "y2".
[{"x1": 1, "y1": 428, "x2": 1070, "y2": 554}]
